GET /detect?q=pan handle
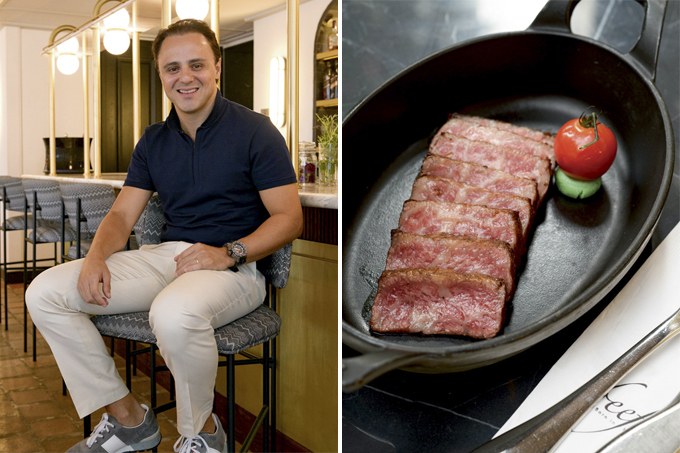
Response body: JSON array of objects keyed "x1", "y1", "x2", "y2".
[
  {"x1": 342, "y1": 350, "x2": 425, "y2": 393},
  {"x1": 628, "y1": 0, "x2": 667, "y2": 81},
  {"x1": 528, "y1": 0, "x2": 668, "y2": 81}
]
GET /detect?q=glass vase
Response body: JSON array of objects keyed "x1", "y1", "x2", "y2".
[{"x1": 317, "y1": 143, "x2": 338, "y2": 186}]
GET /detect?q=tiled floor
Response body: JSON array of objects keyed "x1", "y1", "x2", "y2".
[{"x1": 0, "y1": 280, "x2": 234, "y2": 453}]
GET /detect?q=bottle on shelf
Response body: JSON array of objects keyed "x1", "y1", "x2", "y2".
[
  {"x1": 328, "y1": 19, "x2": 338, "y2": 51},
  {"x1": 330, "y1": 60, "x2": 338, "y2": 100},
  {"x1": 323, "y1": 61, "x2": 333, "y2": 100}
]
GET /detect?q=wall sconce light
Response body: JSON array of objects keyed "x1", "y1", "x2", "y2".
[
  {"x1": 176, "y1": 0, "x2": 210, "y2": 21},
  {"x1": 56, "y1": 37, "x2": 80, "y2": 75},
  {"x1": 269, "y1": 56, "x2": 286, "y2": 128},
  {"x1": 103, "y1": 8, "x2": 130, "y2": 55}
]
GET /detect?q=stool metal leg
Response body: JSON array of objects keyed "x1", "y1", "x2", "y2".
[
  {"x1": 22, "y1": 203, "x2": 28, "y2": 353},
  {"x1": 150, "y1": 344, "x2": 157, "y2": 409},
  {"x1": 31, "y1": 196, "x2": 37, "y2": 362},
  {"x1": 125, "y1": 340, "x2": 132, "y2": 389},
  {"x1": 227, "y1": 355, "x2": 235, "y2": 453},
  {"x1": 1, "y1": 187, "x2": 5, "y2": 327},
  {"x1": 84, "y1": 414, "x2": 91, "y2": 438},
  {"x1": 263, "y1": 340, "x2": 270, "y2": 452}
]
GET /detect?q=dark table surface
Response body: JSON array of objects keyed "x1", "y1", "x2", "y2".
[{"x1": 341, "y1": 0, "x2": 680, "y2": 451}]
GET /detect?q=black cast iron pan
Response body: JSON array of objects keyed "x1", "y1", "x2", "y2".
[{"x1": 342, "y1": 0, "x2": 674, "y2": 392}]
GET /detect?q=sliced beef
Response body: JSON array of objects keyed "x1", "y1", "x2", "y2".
[
  {"x1": 432, "y1": 117, "x2": 555, "y2": 168},
  {"x1": 420, "y1": 154, "x2": 539, "y2": 207},
  {"x1": 385, "y1": 230, "x2": 516, "y2": 297},
  {"x1": 410, "y1": 175, "x2": 533, "y2": 238},
  {"x1": 452, "y1": 113, "x2": 555, "y2": 146},
  {"x1": 398, "y1": 200, "x2": 524, "y2": 257},
  {"x1": 430, "y1": 132, "x2": 551, "y2": 202},
  {"x1": 370, "y1": 268, "x2": 507, "y2": 339}
]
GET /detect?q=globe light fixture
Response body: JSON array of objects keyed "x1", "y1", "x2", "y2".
[
  {"x1": 56, "y1": 37, "x2": 80, "y2": 75},
  {"x1": 176, "y1": 0, "x2": 210, "y2": 21},
  {"x1": 103, "y1": 9, "x2": 130, "y2": 55}
]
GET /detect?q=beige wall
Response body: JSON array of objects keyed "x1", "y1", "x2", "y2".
[
  {"x1": 0, "y1": 26, "x2": 95, "y2": 177},
  {"x1": 253, "y1": 0, "x2": 332, "y2": 143}
]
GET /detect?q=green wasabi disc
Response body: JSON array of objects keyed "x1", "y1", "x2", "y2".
[{"x1": 555, "y1": 167, "x2": 602, "y2": 199}]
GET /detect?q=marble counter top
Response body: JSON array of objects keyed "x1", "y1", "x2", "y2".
[
  {"x1": 22, "y1": 173, "x2": 338, "y2": 210},
  {"x1": 298, "y1": 183, "x2": 338, "y2": 209},
  {"x1": 23, "y1": 173, "x2": 127, "y2": 188}
]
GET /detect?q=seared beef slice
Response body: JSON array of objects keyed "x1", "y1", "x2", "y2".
[
  {"x1": 420, "y1": 155, "x2": 539, "y2": 207},
  {"x1": 429, "y1": 132, "x2": 552, "y2": 202},
  {"x1": 432, "y1": 117, "x2": 555, "y2": 167},
  {"x1": 398, "y1": 200, "x2": 524, "y2": 257},
  {"x1": 385, "y1": 231, "x2": 516, "y2": 297},
  {"x1": 410, "y1": 175, "x2": 533, "y2": 240},
  {"x1": 451, "y1": 114, "x2": 555, "y2": 146},
  {"x1": 370, "y1": 268, "x2": 507, "y2": 339}
]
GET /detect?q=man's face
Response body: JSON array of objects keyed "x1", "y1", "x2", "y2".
[{"x1": 156, "y1": 32, "x2": 220, "y2": 119}]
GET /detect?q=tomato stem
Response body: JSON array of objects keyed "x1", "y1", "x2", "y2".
[{"x1": 578, "y1": 111, "x2": 600, "y2": 149}]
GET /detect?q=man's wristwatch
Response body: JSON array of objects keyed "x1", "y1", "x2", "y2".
[{"x1": 225, "y1": 241, "x2": 247, "y2": 266}]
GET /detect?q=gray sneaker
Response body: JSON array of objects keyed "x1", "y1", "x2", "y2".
[
  {"x1": 67, "y1": 404, "x2": 162, "y2": 452},
  {"x1": 173, "y1": 414, "x2": 227, "y2": 453}
]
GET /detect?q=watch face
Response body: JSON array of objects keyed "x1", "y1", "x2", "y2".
[{"x1": 232, "y1": 242, "x2": 246, "y2": 257}]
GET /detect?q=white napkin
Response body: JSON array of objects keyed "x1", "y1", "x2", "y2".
[{"x1": 496, "y1": 220, "x2": 680, "y2": 452}]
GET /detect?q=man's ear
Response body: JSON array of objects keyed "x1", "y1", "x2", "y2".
[{"x1": 215, "y1": 58, "x2": 222, "y2": 81}]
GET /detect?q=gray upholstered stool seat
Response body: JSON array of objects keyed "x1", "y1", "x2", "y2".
[
  {"x1": 3, "y1": 214, "x2": 34, "y2": 230},
  {"x1": 67, "y1": 241, "x2": 92, "y2": 260},
  {"x1": 30, "y1": 220, "x2": 76, "y2": 243},
  {"x1": 91, "y1": 305, "x2": 281, "y2": 355}
]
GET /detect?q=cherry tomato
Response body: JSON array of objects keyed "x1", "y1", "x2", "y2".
[{"x1": 554, "y1": 111, "x2": 617, "y2": 181}]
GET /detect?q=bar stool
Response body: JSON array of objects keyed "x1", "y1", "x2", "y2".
[
  {"x1": 85, "y1": 195, "x2": 288, "y2": 452},
  {"x1": 21, "y1": 179, "x2": 76, "y2": 360},
  {"x1": 0, "y1": 176, "x2": 32, "y2": 329},
  {"x1": 59, "y1": 182, "x2": 117, "y2": 260}
]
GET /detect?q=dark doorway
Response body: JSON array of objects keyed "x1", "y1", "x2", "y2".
[
  {"x1": 100, "y1": 40, "x2": 163, "y2": 173},
  {"x1": 220, "y1": 41, "x2": 253, "y2": 109}
]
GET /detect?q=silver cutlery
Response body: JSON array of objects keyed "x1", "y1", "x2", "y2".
[{"x1": 472, "y1": 305, "x2": 680, "y2": 453}]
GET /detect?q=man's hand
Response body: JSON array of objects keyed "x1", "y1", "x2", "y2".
[
  {"x1": 174, "y1": 243, "x2": 236, "y2": 277},
  {"x1": 77, "y1": 256, "x2": 112, "y2": 307}
]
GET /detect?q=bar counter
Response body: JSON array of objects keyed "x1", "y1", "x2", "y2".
[{"x1": 21, "y1": 173, "x2": 339, "y2": 210}]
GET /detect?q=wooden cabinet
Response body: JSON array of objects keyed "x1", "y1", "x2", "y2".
[{"x1": 220, "y1": 239, "x2": 338, "y2": 452}]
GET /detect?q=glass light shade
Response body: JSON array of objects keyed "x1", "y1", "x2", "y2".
[
  {"x1": 103, "y1": 29, "x2": 130, "y2": 55},
  {"x1": 269, "y1": 56, "x2": 286, "y2": 128},
  {"x1": 56, "y1": 54, "x2": 80, "y2": 75},
  {"x1": 176, "y1": 0, "x2": 209, "y2": 20},
  {"x1": 56, "y1": 37, "x2": 79, "y2": 55},
  {"x1": 103, "y1": 9, "x2": 130, "y2": 29}
]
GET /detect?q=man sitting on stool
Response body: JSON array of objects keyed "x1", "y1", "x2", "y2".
[{"x1": 26, "y1": 18, "x2": 302, "y2": 453}]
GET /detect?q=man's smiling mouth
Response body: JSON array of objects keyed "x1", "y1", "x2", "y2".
[{"x1": 178, "y1": 88, "x2": 199, "y2": 94}]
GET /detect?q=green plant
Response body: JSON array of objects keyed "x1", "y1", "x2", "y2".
[{"x1": 316, "y1": 113, "x2": 338, "y2": 146}]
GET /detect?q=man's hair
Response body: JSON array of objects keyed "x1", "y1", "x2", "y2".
[{"x1": 152, "y1": 19, "x2": 221, "y2": 73}]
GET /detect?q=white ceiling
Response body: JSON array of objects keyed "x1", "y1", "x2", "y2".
[{"x1": 0, "y1": 0, "x2": 288, "y2": 45}]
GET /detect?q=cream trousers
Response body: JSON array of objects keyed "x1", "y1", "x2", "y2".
[{"x1": 25, "y1": 241, "x2": 265, "y2": 437}]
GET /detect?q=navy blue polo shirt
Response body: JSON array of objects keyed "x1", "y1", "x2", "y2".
[{"x1": 124, "y1": 91, "x2": 297, "y2": 247}]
